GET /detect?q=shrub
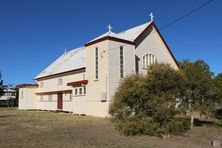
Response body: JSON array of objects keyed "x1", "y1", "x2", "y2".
[
  {"x1": 111, "y1": 117, "x2": 159, "y2": 136},
  {"x1": 167, "y1": 117, "x2": 190, "y2": 135},
  {"x1": 111, "y1": 117, "x2": 190, "y2": 136},
  {"x1": 109, "y1": 64, "x2": 190, "y2": 136}
]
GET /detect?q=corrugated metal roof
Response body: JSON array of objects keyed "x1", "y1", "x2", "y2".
[
  {"x1": 86, "y1": 22, "x2": 151, "y2": 43},
  {"x1": 117, "y1": 22, "x2": 151, "y2": 41},
  {"x1": 35, "y1": 46, "x2": 85, "y2": 79}
]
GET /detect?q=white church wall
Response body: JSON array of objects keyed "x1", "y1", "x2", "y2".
[
  {"x1": 73, "y1": 95, "x2": 86, "y2": 114},
  {"x1": 35, "y1": 71, "x2": 85, "y2": 112},
  {"x1": 36, "y1": 94, "x2": 57, "y2": 110},
  {"x1": 85, "y1": 101, "x2": 110, "y2": 117},
  {"x1": 63, "y1": 93, "x2": 73, "y2": 112},
  {"x1": 18, "y1": 87, "x2": 37, "y2": 110},
  {"x1": 36, "y1": 89, "x2": 74, "y2": 112},
  {"x1": 36, "y1": 71, "x2": 85, "y2": 93},
  {"x1": 135, "y1": 25, "x2": 179, "y2": 75},
  {"x1": 85, "y1": 40, "x2": 109, "y2": 116},
  {"x1": 107, "y1": 40, "x2": 135, "y2": 101}
]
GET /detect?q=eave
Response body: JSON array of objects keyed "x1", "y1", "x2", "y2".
[
  {"x1": 36, "y1": 89, "x2": 72, "y2": 95},
  {"x1": 35, "y1": 67, "x2": 86, "y2": 81},
  {"x1": 16, "y1": 84, "x2": 39, "y2": 88},
  {"x1": 67, "y1": 80, "x2": 88, "y2": 87},
  {"x1": 84, "y1": 36, "x2": 135, "y2": 47}
]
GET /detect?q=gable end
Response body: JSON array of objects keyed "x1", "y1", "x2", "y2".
[{"x1": 135, "y1": 22, "x2": 179, "y2": 69}]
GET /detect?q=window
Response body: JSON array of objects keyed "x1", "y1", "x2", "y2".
[
  {"x1": 70, "y1": 94, "x2": 72, "y2": 100},
  {"x1": 143, "y1": 53, "x2": 157, "y2": 69},
  {"x1": 79, "y1": 88, "x2": 82, "y2": 95},
  {"x1": 120, "y1": 46, "x2": 124, "y2": 78},
  {"x1": 58, "y1": 78, "x2": 63, "y2": 85},
  {"x1": 74, "y1": 87, "x2": 86, "y2": 96},
  {"x1": 95, "y1": 47, "x2": 99, "y2": 80},
  {"x1": 40, "y1": 82, "x2": 44, "y2": 88},
  {"x1": 83, "y1": 86, "x2": 86, "y2": 94},
  {"x1": 75, "y1": 88, "x2": 78, "y2": 95},
  {"x1": 48, "y1": 95, "x2": 52, "y2": 101}
]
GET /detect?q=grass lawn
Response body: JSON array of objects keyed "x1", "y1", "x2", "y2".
[{"x1": 0, "y1": 108, "x2": 222, "y2": 148}]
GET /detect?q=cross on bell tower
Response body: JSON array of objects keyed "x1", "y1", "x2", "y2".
[{"x1": 149, "y1": 12, "x2": 154, "y2": 22}]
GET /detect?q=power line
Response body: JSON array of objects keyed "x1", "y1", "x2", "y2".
[
  {"x1": 106, "y1": 0, "x2": 215, "y2": 53},
  {"x1": 159, "y1": 0, "x2": 214, "y2": 30},
  {"x1": 92, "y1": 0, "x2": 215, "y2": 55}
]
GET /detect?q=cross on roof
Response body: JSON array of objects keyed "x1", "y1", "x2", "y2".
[
  {"x1": 149, "y1": 12, "x2": 154, "y2": 22},
  {"x1": 64, "y1": 48, "x2": 67, "y2": 54},
  {"x1": 107, "y1": 24, "x2": 112, "y2": 33}
]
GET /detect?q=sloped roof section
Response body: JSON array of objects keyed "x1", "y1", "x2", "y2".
[
  {"x1": 35, "y1": 46, "x2": 85, "y2": 79},
  {"x1": 85, "y1": 21, "x2": 151, "y2": 46},
  {"x1": 86, "y1": 31, "x2": 131, "y2": 44},
  {"x1": 117, "y1": 22, "x2": 151, "y2": 41}
]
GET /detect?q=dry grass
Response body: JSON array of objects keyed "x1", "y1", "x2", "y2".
[{"x1": 0, "y1": 108, "x2": 222, "y2": 148}]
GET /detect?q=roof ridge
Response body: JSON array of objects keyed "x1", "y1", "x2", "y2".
[{"x1": 117, "y1": 22, "x2": 150, "y2": 35}]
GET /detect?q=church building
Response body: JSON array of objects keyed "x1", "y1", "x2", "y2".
[{"x1": 17, "y1": 15, "x2": 178, "y2": 117}]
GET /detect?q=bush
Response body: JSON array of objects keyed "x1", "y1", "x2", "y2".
[
  {"x1": 167, "y1": 117, "x2": 190, "y2": 135},
  {"x1": 109, "y1": 64, "x2": 190, "y2": 136},
  {"x1": 111, "y1": 117, "x2": 158, "y2": 136},
  {"x1": 111, "y1": 117, "x2": 190, "y2": 136}
]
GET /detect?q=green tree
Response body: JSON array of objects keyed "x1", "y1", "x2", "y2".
[
  {"x1": 109, "y1": 64, "x2": 189, "y2": 136},
  {"x1": 179, "y1": 60, "x2": 217, "y2": 127},
  {"x1": 109, "y1": 74, "x2": 148, "y2": 120},
  {"x1": 214, "y1": 73, "x2": 222, "y2": 104},
  {"x1": 146, "y1": 64, "x2": 186, "y2": 127}
]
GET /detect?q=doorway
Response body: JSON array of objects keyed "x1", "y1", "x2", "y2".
[{"x1": 57, "y1": 93, "x2": 63, "y2": 110}]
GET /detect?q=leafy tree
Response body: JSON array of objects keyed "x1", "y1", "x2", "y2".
[
  {"x1": 109, "y1": 74, "x2": 148, "y2": 120},
  {"x1": 214, "y1": 73, "x2": 222, "y2": 105},
  {"x1": 145, "y1": 64, "x2": 186, "y2": 127},
  {"x1": 179, "y1": 60, "x2": 217, "y2": 127},
  {"x1": 0, "y1": 71, "x2": 3, "y2": 96},
  {"x1": 109, "y1": 64, "x2": 189, "y2": 136}
]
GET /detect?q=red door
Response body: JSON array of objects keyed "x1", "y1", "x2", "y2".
[{"x1": 57, "y1": 93, "x2": 63, "y2": 110}]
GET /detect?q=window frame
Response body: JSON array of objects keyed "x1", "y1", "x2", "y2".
[
  {"x1": 58, "y1": 78, "x2": 63, "y2": 85},
  {"x1": 75, "y1": 88, "x2": 78, "y2": 96},
  {"x1": 79, "y1": 87, "x2": 82, "y2": 95},
  {"x1": 74, "y1": 86, "x2": 86, "y2": 97},
  {"x1": 120, "y1": 46, "x2": 124, "y2": 78},
  {"x1": 142, "y1": 53, "x2": 157, "y2": 69},
  {"x1": 83, "y1": 86, "x2": 86, "y2": 95},
  {"x1": 95, "y1": 47, "x2": 99, "y2": 80}
]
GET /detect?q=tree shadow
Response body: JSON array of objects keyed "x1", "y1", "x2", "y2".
[
  {"x1": 0, "y1": 115, "x2": 15, "y2": 118},
  {"x1": 194, "y1": 119, "x2": 214, "y2": 126},
  {"x1": 215, "y1": 108, "x2": 222, "y2": 119}
]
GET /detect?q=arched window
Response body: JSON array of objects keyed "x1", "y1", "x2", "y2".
[{"x1": 143, "y1": 53, "x2": 157, "y2": 69}]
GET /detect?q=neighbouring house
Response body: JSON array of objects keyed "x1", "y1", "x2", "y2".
[
  {"x1": 0, "y1": 86, "x2": 16, "y2": 106},
  {"x1": 17, "y1": 18, "x2": 178, "y2": 117}
]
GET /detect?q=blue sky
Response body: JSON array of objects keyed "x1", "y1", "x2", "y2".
[{"x1": 0, "y1": 0, "x2": 221, "y2": 85}]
